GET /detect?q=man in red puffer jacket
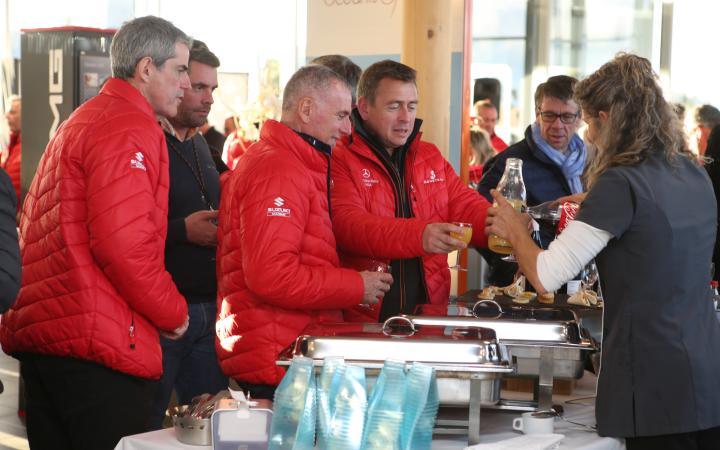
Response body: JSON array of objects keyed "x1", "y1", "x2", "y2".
[
  {"x1": 216, "y1": 65, "x2": 392, "y2": 400},
  {"x1": 3, "y1": 96, "x2": 21, "y2": 211},
  {"x1": 0, "y1": 17, "x2": 191, "y2": 450},
  {"x1": 332, "y1": 60, "x2": 493, "y2": 322}
]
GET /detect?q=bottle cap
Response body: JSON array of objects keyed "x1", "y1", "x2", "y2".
[{"x1": 711, "y1": 280, "x2": 718, "y2": 288}]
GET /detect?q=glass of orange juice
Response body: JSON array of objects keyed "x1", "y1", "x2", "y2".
[{"x1": 449, "y1": 222, "x2": 472, "y2": 271}]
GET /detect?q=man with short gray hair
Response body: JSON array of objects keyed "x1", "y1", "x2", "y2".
[
  {"x1": 216, "y1": 65, "x2": 393, "y2": 399},
  {"x1": 0, "y1": 16, "x2": 190, "y2": 449}
]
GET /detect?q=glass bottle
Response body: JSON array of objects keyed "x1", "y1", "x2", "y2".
[{"x1": 488, "y1": 158, "x2": 526, "y2": 255}]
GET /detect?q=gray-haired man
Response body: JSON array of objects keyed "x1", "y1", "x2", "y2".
[{"x1": 0, "y1": 16, "x2": 190, "y2": 450}]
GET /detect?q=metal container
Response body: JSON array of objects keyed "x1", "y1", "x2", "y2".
[
  {"x1": 403, "y1": 300, "x2": 599, "y2": 411},
  {"x1": 278, "y1": 321, "x2": 512, "y2": 406},
  {"x1": 278, "y1": 322, "x2": 513, "y2": 445},
  {"x1": 405, "y1": 300, "x2": 596, "y2": 378},
  {"x1": 170, "y1": 405, "x2": 212, "y2": 446}
]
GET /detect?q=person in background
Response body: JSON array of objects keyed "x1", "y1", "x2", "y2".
[
  {"x1": 474, "y1": 99, "x2": 508, "y2": 151},
  {"x1": 223, "y1": 116, "x2": 236, "y2": 136},
  {"x1": 703, "y1": 120, "x2": 720, "y2": 282},
  {"x1": 0, "y1": 16, "x2": 190, "y2": 450},
  {"x1": 487, "y1": 53, "x2": 720, "y2": 450},
  {"x1": 200, "y1": 120, "x2": 226, "y2": 158},
  {"x1": 216, "y1": 65, "x2": 392, "y2": 400},
  {"x1": 148, "y1": 39, "x2": 227, "y2": 430},
  {"x1": 2, "y1": 96, "x2": 21, "y2": 209},
  {"x1": 478, "y1": 75, "x2": 586, "y2": 287},
  {"x1": 331, "y1": 60, "x2": 492, "y2": 322},
  {"x1": 673, "y1": 102, "x2": 686, "y2": 123},
  {"x1": 468, "y1": 125, "x2": 494, "y2": 188},
  {"x1": 693, "y1": 104, "x2": 720, "y2": 157},
  {"x1": 310, "y1": 54, "x2": 362, "y2": 107},
  {"x1": 0, "y1": 166, "x2": 19, "y2": 313}
]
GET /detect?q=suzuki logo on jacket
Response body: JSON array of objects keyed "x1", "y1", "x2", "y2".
[
  {"x1": 130, "y1": 151, "x2": 147, "y2": 171},
  {"x1": 268, "y1": 197, "x2": 291, "y2": 217}
]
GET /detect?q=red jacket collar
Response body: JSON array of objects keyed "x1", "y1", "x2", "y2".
[
  {"x1": 258, "y1": 120, "x2": 330, "y2": 171},
  {"x1": 100, "y1": 78, "x2": 157, "y2": 121},
  {"x1": 9, "y1": 132, "x2": 20, "y2": 150},
  {"x1": 343, "y1": 123, "x2": 423, "y2": 163}
]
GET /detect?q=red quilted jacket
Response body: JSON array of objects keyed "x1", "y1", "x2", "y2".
[
  {"x1": 0, "y1": 78, "x2": 188, "y2": 379},
  {"x1": 216, "y1": 120, "x2": 364, "y2": 385},
  {"x1": 332, "y1": 122, "x2": 491, "y2": 321},
  {"x1": 2, "y1": 132, "x2": 21, "y2": 208}
]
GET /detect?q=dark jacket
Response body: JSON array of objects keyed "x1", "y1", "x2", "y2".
[
  {"x1": 704, "y1": 125, "x2": 720, "y2": 281},
  {"x1": 0, "y1": 168, "x2": 19, "y2": 312},
  {"x1": 477, "y1": 125, "x2": 574, "y2": 285},
  {"x1": 202, "y1": 126, "x2": 230, "y2": 174},
  {"x1": 165, "y1": 131, "x2": 221, "y2": 303}
]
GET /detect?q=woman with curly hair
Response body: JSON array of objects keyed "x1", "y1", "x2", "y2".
[{"x1": 486, "y1": 53, "x2": 720, "y2": 449}]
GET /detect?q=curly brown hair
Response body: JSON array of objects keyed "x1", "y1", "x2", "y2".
[{"x1": 574, "y1": 53, "x2": 692, "y2": 188}]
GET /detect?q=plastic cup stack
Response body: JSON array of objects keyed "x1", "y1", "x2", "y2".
[
  {"x1": 269, "y1": 356, "x2": 316, "y2": 450},
  {"x1": 361, "y1": 359, "x2": 407, "y2": 450},
  {"x1": 400, "y1": 363, "x2": 439, "y2": 450},
  {"x1": 325, "y1": 365, "x2": 367, "y2": 450}
]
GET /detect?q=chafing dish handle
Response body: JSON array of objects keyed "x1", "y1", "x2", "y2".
[
  {"x1": 382, "y1": 315, "x2": 417, "y2": 337},
  {"x1": 471, "y1": 299, "x2": 503, "y2": 319}
]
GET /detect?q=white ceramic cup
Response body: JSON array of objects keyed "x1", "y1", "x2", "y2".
[{"x1": 512, "y1": 412, "x2": 555, "y2": 434}]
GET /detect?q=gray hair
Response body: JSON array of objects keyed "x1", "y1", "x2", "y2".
[
  {"x1": 110, "y1": 16, "x2": 190, "y2": 80},
  {"x1": 282, "y1": 65, "x2": 350, "y2": 112}
]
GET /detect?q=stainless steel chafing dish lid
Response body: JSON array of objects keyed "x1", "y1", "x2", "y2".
[
  {"x1": 401, "y1": 303, "x2": 595, "y2": 349},
  {"x1": 278, "y1": 323, "x2": 511, "y2": 372}
]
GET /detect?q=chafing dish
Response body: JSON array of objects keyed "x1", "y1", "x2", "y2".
[
  {"x1": 277, "y1": 321, "x2": 512, "y2": 445},
  {"x1": 403, "y1": 300, "x2": 598, "y2": 412}
]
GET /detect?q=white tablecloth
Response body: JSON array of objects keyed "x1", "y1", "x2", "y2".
[{"x1": 115, "y1": 372, "x2": 624, "y2": 450}]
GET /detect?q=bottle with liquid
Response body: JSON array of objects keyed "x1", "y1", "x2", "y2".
[
  {"x1": 488, "y1": 158, "x2": 526, "y2": 255},
  {"x1": 526, "y1": 200, "x2": 563, "y2": 225},
  {"x1": 527, "y1": 200, "x2": 580, "y2": 248}
]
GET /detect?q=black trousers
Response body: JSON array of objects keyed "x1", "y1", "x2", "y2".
[
  {"x1": 625, "y1": 425, "x2": 720, "y2": 450},
  {"x1": 20, "y1": 353, "x2": 157, "y2": 450},
  {"x1": 234, "y1": 380, "x2": 276, "y2": 400}
]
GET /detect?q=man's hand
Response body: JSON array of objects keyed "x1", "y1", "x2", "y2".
[
  {"x1": 185, "y1": 210, "x2": 219, "y2": 247},
  {"x1": 359, "y1": 271, "x2": 393, "y2": 305},
  {"x1": 422, "y1": 223, "x2": 467, "y2": 254},
  {"x1": 160, "y1": 315, "x2": 189, "y2": 340}
]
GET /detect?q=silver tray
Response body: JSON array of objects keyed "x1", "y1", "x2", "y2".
[
  {"x1": 398, "y1": 301, "x2": 597, "y2": 381},
  {"x1": 278, "y1": 326, "x2": 511, "y2": 374},
  {"x1": 402, "y1": 304, "x2": 595, "y2": 349}
]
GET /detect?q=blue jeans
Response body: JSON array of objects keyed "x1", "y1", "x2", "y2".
[{"x1": 147, "y1": 301, "x2": 227, "y2": 430}]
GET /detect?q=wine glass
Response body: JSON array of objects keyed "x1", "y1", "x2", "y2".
[
  {"x1": 449, "y1": 222, "x2": 473, "y2": 271},
  {"x1": 361, "y1": 260, "x2": 392, "y2": 310},
  {"x1": 581, "y1": 260, "x2": 598, "y2": 291}
]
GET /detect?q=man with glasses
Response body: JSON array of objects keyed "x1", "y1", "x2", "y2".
[{"x1": 478, "y1": 75, "x2": 586, "y2": 286}]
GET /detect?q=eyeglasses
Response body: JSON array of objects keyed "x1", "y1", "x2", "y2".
[{"x1": 538, "y1": 111, "x2": 580, "y2": 124}]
